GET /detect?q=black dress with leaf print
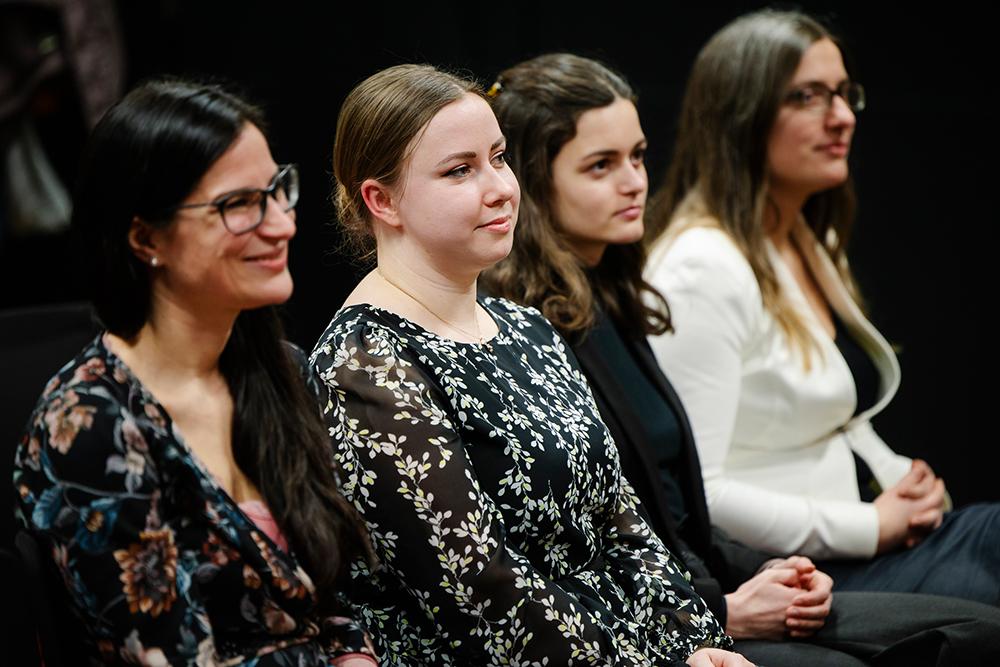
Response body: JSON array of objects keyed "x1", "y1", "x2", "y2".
[
  {"x1": 310, "y1": 297, "x2": 731, "y2": 666},
  {"x1": 12, "y1": 335, "x2": 376, "y2": 666}
]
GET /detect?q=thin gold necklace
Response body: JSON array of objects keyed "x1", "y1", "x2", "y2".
[{"x1": 376, "y1": 268, "x2": 487, "y2": 345}]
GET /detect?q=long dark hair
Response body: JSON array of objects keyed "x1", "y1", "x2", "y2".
[
  {"x1": 74, "y1": 79, "x2": 371, "y2": 608},
  {"x1": 480, "y1": 53, "x2": 670, "y2": 340},
  {"x1": 649, "y1": 10, "x2": 858, "y2": 364}
]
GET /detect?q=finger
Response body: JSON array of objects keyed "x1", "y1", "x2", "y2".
[
  {"x1": 909, "y1": 508, "x2": 942, "y2": 530},
  {"x1": 789, "y1": 628, "x2": 820, "y2": 639},
  {"x1": 788, "y1": 600, "x2": 832, "y2": 619},
  {"x1": 790, "y1": 588, "x2": 829, "y2": 607},
  {"x1": 784, "y1": 555, "x2": 816, "y2": 574},
  {"x1": 913, "y1": 459, "x2": 937, "y2": 478},
  {"x1": 916, "y1": 479, "x2": 946, "y2": 510},
  {"x1": 898, "y1": 470, "x2": 935, "y2": 499},
  {"x1": 766, "y1": 567, "x2": 801, "y2": 586},
  {"x1": 786, "y1": 616, "x2": 826, "y2": 630}
]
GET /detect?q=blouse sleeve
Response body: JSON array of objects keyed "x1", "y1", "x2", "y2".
[
  {"x1": 647, "y1": 228, "x2": 880, "y2": 559},
  {"x1": 312, "y1": 323, "x2": 696, "y2": 666},
  {"x1": 12, "y1": 371, "x2": 218, "y2": 665}
]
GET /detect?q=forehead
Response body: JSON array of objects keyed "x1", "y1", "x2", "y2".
[
  {"x1": 193, "y1": 123, "x2": 277, "y2": 198},
  {"x1": 790, "y1": 38, "x2": 848, "y2": 84},
  {"x1": 407, "y1": 94, "x2": 501, "y2": 164},
  {"x1": 562, "y1": 97, "x2": 643, "y2": 156}
]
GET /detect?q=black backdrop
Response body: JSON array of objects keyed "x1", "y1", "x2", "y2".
[{"x1": 2, "y1": 2, "x2": 996, "y2": 505}]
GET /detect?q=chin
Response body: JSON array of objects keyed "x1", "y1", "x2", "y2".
[{"x1": 254, "y1": 275, "x2": 295, "y2": 308}]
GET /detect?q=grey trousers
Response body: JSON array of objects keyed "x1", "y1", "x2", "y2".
[{"x1": 733, "y1": 591, "x2": 1000, "y2": 666}]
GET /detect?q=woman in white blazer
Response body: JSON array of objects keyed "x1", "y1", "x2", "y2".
[{"x1": 645, "y1": 9, "x2": 999, "y2": 604}]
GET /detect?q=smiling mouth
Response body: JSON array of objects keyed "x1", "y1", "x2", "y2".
[
  {"x1": 477, "y1": 215, "x2": 512, "y2": 229},
  {"x1": 245, "y1": 247, "x2": 286, "y2": 263}
]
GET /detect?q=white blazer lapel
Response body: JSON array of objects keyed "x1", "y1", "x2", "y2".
[{"x1": 791, "y1": 221, "x2": 901, "y2": 424}]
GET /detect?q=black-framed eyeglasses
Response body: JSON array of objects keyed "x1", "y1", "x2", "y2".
[
  {"x1": 172, "y1": 163, "x2": 299, "y2": 235},
  {"x1": 784, "y1": 81, "x2": 866, "y2": 114}
]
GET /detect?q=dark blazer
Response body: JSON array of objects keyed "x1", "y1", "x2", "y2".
[{"x1": 572, "y1": 312, "x2": 774, "y2": 624}]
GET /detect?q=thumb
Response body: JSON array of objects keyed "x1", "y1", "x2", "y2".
[{"x1": 768, "y1": 567, "x2": 801, "y2": 587}]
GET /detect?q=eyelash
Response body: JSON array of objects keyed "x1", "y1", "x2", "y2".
[
  {"x1": 587, "y1": 148, "x2": 646, "y2": 174},
  {"x1": 444, "y1": 151, "x2": 508, "y2": 178}
]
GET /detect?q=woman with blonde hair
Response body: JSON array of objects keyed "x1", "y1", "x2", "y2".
[{"x1": 311, "y1": 63, "x2": 747, "y2": 666}]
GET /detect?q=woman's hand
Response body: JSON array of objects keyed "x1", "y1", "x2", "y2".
[
  {"x1": 686, "y1": 648, "x2": 756, "y2": 666},
  {"x1": 784, "y1": 559, "x2": 833, "y2": 638},
  {"x1": 875, "y1": 461, "x2": 946, "y2": 552},
  {"x1": 723, "y1": 566, "x2": 802, "y2": 639},
  {"x1": 726, "y1": 556, "x2": 832, "y2": 640}
]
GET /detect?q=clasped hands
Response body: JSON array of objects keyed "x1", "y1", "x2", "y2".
[
  {"x1": 875, "y1": 458, "x2": 947, "y2": 554},
  {"x1": 723, "y1": 555, "x2": 833, "y2": 641}
]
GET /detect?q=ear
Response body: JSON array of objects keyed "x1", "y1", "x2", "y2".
[
  {"x1": 127, "y1": 216, "x2": 164, "y2": 268},
  {"x1": 360, "y1": 178, "x2": 402, "y2": 229}
]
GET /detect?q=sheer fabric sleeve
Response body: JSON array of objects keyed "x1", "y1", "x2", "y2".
[{"x1": 312, "y1": 322, "x2": 699, "y2": 666}]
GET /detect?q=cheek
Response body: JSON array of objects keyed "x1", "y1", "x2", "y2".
[{"x1": 558, "y1": 183, "x2": 611, "y2": 237}]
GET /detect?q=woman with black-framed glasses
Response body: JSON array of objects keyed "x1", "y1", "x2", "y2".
[
  {"x1": 12, "y1": 79, "x2": 378, "y2": 666},
  {"x1": 645, "y1": 9, "x2": 1000, "y2": 604}
]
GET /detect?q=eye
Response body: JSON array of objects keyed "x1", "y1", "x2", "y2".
[
  {"x1": 491, "y1": 150, "x2": 508, "y2": 167},
  {"x1": 631, "y1": 146, "x2": 646, "y2": 166},
  {"x1": 588, "y1": 158, "x2": 611, "y2": 175},
  {"x1": 219, "y1": 191, "x2": 261, "y2": 211},
  {"x1": 445, "y1": 165, "x2": 471, "y2": 178}
]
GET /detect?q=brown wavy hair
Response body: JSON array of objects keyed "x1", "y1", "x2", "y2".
[
  {"x1": 481, "y1": 53, "x2": 670, "y2": 341},
  {"x1": 648, "y1": 9, "x2": 860, "y2": 367}
]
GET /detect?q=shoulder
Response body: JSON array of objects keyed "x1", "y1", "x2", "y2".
[
  {"x1": 650, "y1": 226, "x2": 754, "y2": 283},
  {"x1": 648, "y1": 225, "x2": 760, "y2": 303},
  {"x1": 14, "y1": 335, "x2": 162, "y2": 522},
  {"x1": 311, "y1": 304, "x2": 416, "y2": 364},
  {"x1": 25, "y1": 335, "x2": 132, "y2": 434},
  {"x1": 482, "y1": 295, "x2": 552, "y2": 333}
]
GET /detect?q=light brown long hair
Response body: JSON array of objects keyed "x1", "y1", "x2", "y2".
[
  {"x1": 481, "y1": 53, "x2": 670, "y2": 341},
  {"x1": 648, "y1": 9, "x2": 859, "y2": 365},
  {"x1": 332, "y1": 64, "x2": 483, "y2": 261}
]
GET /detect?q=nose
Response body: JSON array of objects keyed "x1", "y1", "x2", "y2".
[
  {"x1": 619, "y1": 160, "x2": 647, "y2": 196},
  {"x1": 257, "y1": 195, "x2": 297, "y2": 240},
  {"x1": 826, "y1": 94, "x2": 856, "y2": 131},
  {"x1": 484, "y1": 164, "x2": 519, "y2": 207}
]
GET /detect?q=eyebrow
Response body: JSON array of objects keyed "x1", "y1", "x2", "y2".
[
  {"x1": 792, "y1": 77, "x2": 849, "y2": 87},
  {"x1": 435, "y1": 136, "x2": 506, "y2": 168},
  {"x1": 209, "y1": 164, "x2": 282, "y2": 201},
  {"x1": 581, "y1": 139, "x2": 648, "y2": 161}
]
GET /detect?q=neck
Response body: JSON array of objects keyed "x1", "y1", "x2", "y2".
[
  {"x1": 764, "y1": 186, "x2": 807, "y2": 248},
  {"x1": 113, "y1": 290, "x2": 237, "y2": 383},
  {"x1": 375, "y1": 246, "x2": 481, "y2": 324}
]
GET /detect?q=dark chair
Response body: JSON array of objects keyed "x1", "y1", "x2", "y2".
[
  {"x1": 0, "y1": 539, "x2": 41, "y2": 665},
  {"x1": 2, "y1": 301, "x2": 99, "y2": 548},
  {"x1": 1, "y1": 531, "x2": 89, "y2": 666}
]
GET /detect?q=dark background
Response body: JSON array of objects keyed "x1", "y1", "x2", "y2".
[{"x1": 2, "y1": 2, "x2": 996, "y2": 506}]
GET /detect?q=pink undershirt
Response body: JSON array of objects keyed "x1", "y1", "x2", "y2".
[
  {"x1": 238, "y1": 499, "x2": 289, "y2": 553},
  {"x1": 237, "y1": 501, "x2": 377, "y2": 666}
]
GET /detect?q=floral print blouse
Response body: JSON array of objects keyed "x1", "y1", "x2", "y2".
[
  {"x1": 12, "y1": 335, "x2": 377, "y2": 666},
  {"x1": 310, "y1": 298, "x2": 731, "y2": 666}
]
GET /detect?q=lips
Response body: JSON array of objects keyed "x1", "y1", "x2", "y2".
[
  {"x1": 244, "y1": 246, "x2": 287, "y2": 269},
  {"x1": 477, "y1": 214, "x2": 512, "y2": 232},
  {"x1": 817, "y1": 142, "x2": 849, "y2": 157},
  {"x1": 615, "y1": 204, "x2": 644, "y2": 221}
]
